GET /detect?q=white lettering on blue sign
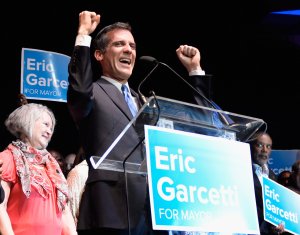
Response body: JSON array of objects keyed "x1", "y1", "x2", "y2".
[
  {"x1": 264, "y1": 185, "x2": 298, "y2": 223},
  {"x1": 27, "y1": 58, "x2": 54, "y2": 72},
  {"x1": 155, "y1": 146, "x2": 196, "y2": 173},
  {"x1": 26, "y1": 73, "x2": 68, "y2": 89},
  {"x1": 157, "y1": 177, "x2": 239, "y2": 205},
  {"x1": 154, "y1": 146, "x2": 239, "y2": 206}
]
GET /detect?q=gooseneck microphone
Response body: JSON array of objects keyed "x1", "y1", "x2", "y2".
[
  {"x1": 139, "y1": 56, "x2": 213, "y2": 104},
  {"x1": 138, "y1": 56, "x2": 230, "y2": 125},
  {"x1": 137, "y1": 57, "x2": 159, "y2": 104}
]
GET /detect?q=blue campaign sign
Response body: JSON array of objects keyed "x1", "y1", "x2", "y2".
[
  {"x1": 144, "y1": 125, "x2": 260, "y2": 234},
  {"x1": 269, "y1": 150, "x2": 300, "y2": 175},
  {"x1": 262, "y1": 177, "x2": 300, "y2": 235},
  {"x1": 21, "y1": 48, "x2": 70, "y2": 102}
]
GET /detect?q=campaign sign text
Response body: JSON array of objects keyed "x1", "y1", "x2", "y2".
[
  {"x1": 262, "y1": 177, "x2": 299, "y2": 235},
  {"x1": 21, "y1": 48, "x2": 70, "y2": 102},
  {"x1": 144, "y1": 125, "x2": 260, "y2": 234}
]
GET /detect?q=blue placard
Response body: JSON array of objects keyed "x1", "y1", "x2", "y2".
[
  {"x1": 144, "y1": 125, "x2": 260, "y2": 234},
  {"x1": 269, "y1": 150, "x2": 300, "y2": 175},
  {"x1": 21, "y1": 48, "x2": 70, "y2": 102},
  {"x1": 262, "y1": 177, "x2": 300, "y2": 235}
]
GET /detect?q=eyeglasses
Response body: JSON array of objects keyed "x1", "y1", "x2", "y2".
[{"x1": 255, "y1": 143, "x2": 272, "y2": 149}]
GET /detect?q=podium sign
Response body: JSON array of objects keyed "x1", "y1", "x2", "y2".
[
  {"x1": 90, "y1": 96, "x2": 265, "y2": 233},
  {"x1": 145, "y1": 125, "x2": 260, "y2": 234}
]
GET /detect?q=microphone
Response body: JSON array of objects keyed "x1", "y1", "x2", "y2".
[
  {"x1": 139, "y1": 56, "x2": 214, "y2": 106},
  {"x1": 139, "y1": 56, "x2": 157, "y2": 63},
  {"x1": 229, "y1": 120, "x2": 267, "y2": 142},
  {"x1": 138, "y1": 56, "x2": 230, "y2": 125}
]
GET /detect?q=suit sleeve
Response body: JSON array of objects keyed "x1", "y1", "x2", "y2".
[
  {"x1": 67, "y1": 46, "x2": 95, "y2": 123},
  {"x1": 188, "y1": 74, "x2": 213, "y2": 107}
]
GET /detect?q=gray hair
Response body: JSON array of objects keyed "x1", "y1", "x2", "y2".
[{"x1": 5, "y1": 103, "x2": 56, "y2": 140}]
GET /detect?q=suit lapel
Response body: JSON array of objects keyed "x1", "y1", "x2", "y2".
[{"x1": 96, "y1": 79, "x2": 134, "y2": 119}]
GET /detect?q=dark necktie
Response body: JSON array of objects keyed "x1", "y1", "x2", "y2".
[{"x1": 121, "y1": 84, "x2": 138, "y2": 117}]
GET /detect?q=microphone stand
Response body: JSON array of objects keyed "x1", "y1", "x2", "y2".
[
  {"x1": 137, "y1": 63, "x2": 159, "y2": 104},
  {"x1": 138, "y1": 56, "x2": 230, "y2": 126}
]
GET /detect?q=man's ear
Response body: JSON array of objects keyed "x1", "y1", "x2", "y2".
[{"x1": 94, "y1": 50, "x2": 103, "y2": 61}]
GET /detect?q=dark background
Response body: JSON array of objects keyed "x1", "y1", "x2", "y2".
[{"x1": 1, "y1": 1, "x2": 300, "y2": 155}]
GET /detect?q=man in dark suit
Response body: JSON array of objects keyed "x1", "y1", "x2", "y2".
[
  {"x1": 248, "y1": 132, "x2": 284, "y2": 235},
  {"x1": 67, "y1": 10, "x2": 215, "y2": 235}
]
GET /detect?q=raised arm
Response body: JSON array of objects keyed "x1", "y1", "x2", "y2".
[
  {"x1": 77, "y1": 11, "x2": 101, "y2": 36},
  {"x1": 176, "y1": 44, "x2": 202, "y2": 73}
]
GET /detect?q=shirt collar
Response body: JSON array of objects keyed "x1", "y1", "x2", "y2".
[{"x1": 102, "y1": 76, "x2": 129, "y2": 93}]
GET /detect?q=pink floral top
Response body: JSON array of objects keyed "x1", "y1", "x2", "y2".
[{"x1": 0, "y1": 142, "x2": 68, "y2": 235}]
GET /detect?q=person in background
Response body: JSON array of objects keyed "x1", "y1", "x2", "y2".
[
  {"x1": 49, "y1": 148, "x2": 65, "y2": 175},
  {"x1": 64, "y1": 153, "x2": 76, "y2": 177},
  {"x1": 0, "y1": 160, "x2": 4, "y2": 204},
  {"x1": 287, "y1": 160, "x2": 300, "y2": 194},
  {"x1": 0, "y1": 103, "x2": 77, "y2": 235},
  {"x1": 67, "y1": 10, "x2": 225, "y2": 235},
  {"x1": 248, "y1": 131, "x2": 284, "y2": 235},
  {"x1": 277, "y1": 170, "x2": 291, "y2": 187},
  {"x1": 67, "y1": 147, "x2": 88, "y2": 224},
  {"x1": 17, "y1": 93, "x2": 28, "y2": 106}
]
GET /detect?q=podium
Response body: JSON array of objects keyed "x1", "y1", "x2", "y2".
[{"x1": 90, "y1": 96, "x2": 265, "y2": 234}]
